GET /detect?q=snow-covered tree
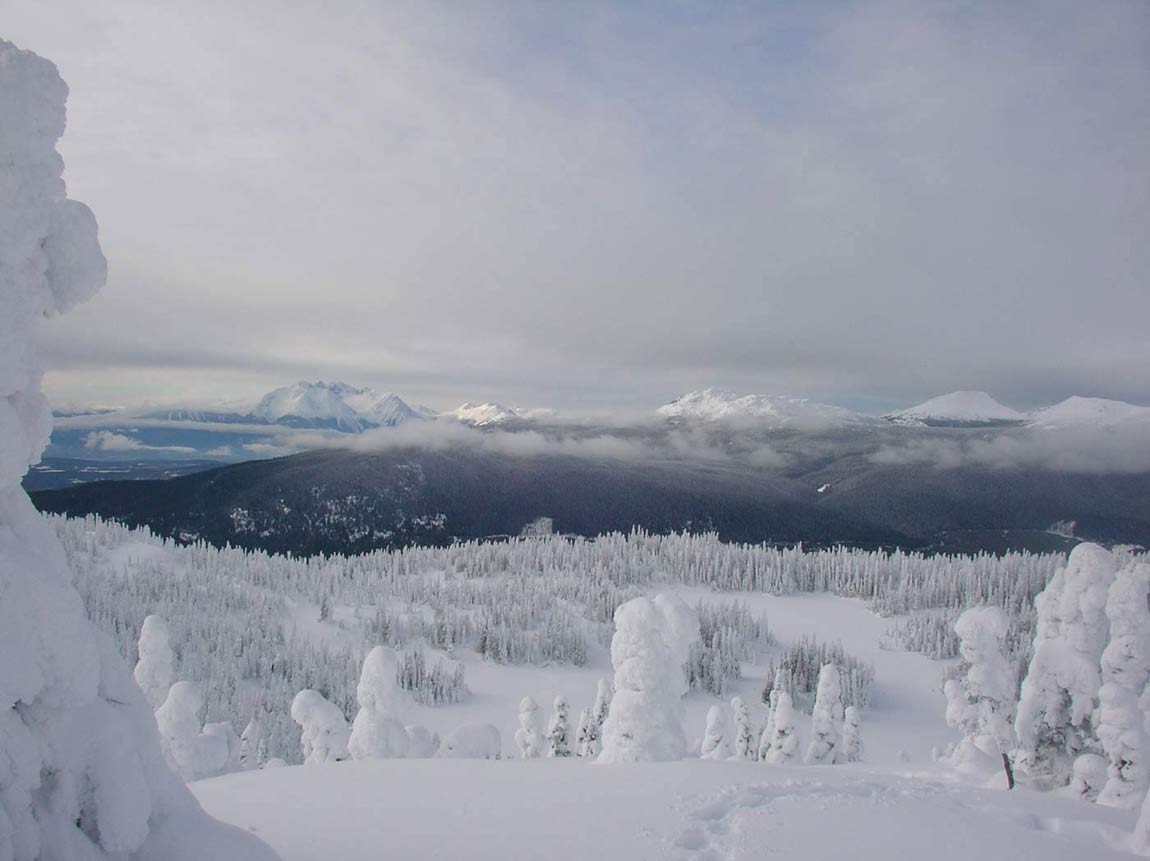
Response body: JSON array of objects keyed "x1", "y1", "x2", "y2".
[
  {"x1": 514, "y1": 696, "x2": 546, "y2": 758},
  {"x1": 1015, "y1": 543, "x2": 1119, "y2": 788},
  {"x1": 1070, "y1": 753, "x2": 1109, "y2": 801},
  {"x1": 155, "y1": 682, "x2": 229, "y2": 781},
  {"x1": 731, "y1": 696, "x2": 756, "y2": 760},
  {"x1": 701, "y1": 705, "x2": 730, "y2": 760},
  {"x1": 593, "y1": 678, "x2": 613, "y2": 730},
  {"x1": 0, "y1": 38, "x2": 274, "y2": 861},
  {"x1": 758, "y1": 688, "x2": 779, "y2": 762},
  {"x1": 842, "y1": 706, "x2": 863, "y2": 762},
  {"x1": 437, "y1": 723, "x2": 501, "y2": 759},
  {"x1": 291, "y1": 689, "x2": 351, "y2": 764},
  {"x1": 804, "y1": 663, "x2": 844, "y2": 764},
  {"x1": 241, "y1": 719, "x2": 266, "y2": 770},
  {"x1": 765, "y1": 691, "x2": 800, "y2": 764},
  {"x1": 134, "y1": 614, "x2": 175, "y2": 708},
  {"x1": 944, "y1": 606, "x2": 1017, "y2": 785},
  {"x1": 576, "y1": 706, "x2": 599, "y2": 758},
  {"x1": 548, "y1": 695, "x2": 572, "y2": 757},
  {"x1": 405, "y1": 724, "x2": 440, "y2": 758},
  {"x1": 1097, "y1": 562, "x2": 1150, "y2": 808},
  {"x1": 348, "y1": 646, "x2": 410, "y2": 759},
  {"x1": 203, "y1": 721, "x2": 242, "y2": 774},
  {"x1": 598, "y1": 595, "x2": 699, "y2": 763}
]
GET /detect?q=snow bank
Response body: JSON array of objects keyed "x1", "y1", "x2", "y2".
[{"x1": 0, "y1": 38, "x2": 275, "y2": 861}]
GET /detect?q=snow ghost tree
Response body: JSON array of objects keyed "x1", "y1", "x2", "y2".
[
  {"x1": 731, "y1": 696, "x2": 756, "y2": 760},
  {"x1": 944, "y1": 606, "x2": 1017, "y2": 786},
  {"x1": 437, "y1": 724, "x2": 501, "y2": 759},
  {"x1": 547, "y1": 695, "x2": 572, "y2": 757},
  {"x1": 202, "y1": 721, "x2": 241, "y2": 775},
  {"x1": 348, "y1": 646, "x2": 410, "y2": 760},
  {"x1": 405, "y1": 724, "x2": 440, "y2": 759},
  {"x1": 576, "y1": 706, "x2": 599, "y2": 757},
  {"x1": 765, "y1": 691, "x2": 800, "y2": 764},
  {"x1": 842, "y1": 706, "x2": 863, "y2": 763},
  {"x1": 598, "y1": 595, "x2": 699, "y2": 763},
  {"x1": 514, "y1": 696, "x2": 546, "y2": 758},
  {"x1": 154, "y1": 682, "x2": 228, "y2": 781},
  {"x1": 593, "y1": 678, "x2": 613, "y2": 731},
  {"x1": 0, "y1": 38, "x2": 275, "y2": 861},
  {"x1": 133, "y1": 615, "x2": 175, "y2": 709},
  {"x1": 758, "y1": 688, "x2": 780, "y2": 762},
  {"x1": 804, "y1": 664, "x2": 844, "y2": 765},
  {"x1": 1015, "y1": 543, "x2": 1119, "y2": 788},
  {"x1": 240, "y1": 719, "x2": 266, "y2": 770},
  {"x1": 1097, "y1": 562, "x2": 1150, "y2": 809},
  {"x1": 1069, "y1": 753, "x2": 1109, "y2": 801},
  {"x1": 700, "y1": 706, "x2": 730, "y2": 760},
  {"x1": 291, "y1": 689, "x2": 351, "y2": 764}
]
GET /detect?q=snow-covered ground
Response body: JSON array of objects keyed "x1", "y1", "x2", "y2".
[{"x1": 195, "y1": 756, "x2": 1138, "y2": 860}]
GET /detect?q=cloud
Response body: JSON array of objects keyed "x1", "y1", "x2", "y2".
[
  {"x1": 82, "y1": 430, "x2": 197, "y2": 454},
  {"x1": 9, "y1": 0, "x2": 1149, "y2": 411},
  {"x1": 869, "y1": 423, "x2": 1150, "y2": 474}
]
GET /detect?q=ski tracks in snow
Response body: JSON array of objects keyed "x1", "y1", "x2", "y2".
[{"x1": 673, "y1": 777, "x2": 935, "y2": 860}]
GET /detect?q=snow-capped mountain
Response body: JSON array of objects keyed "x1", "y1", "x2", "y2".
[
  {"x1": 887, "y1": 391, "x2": 1024, "y2": 426},
  {"x1": 658, "y1": 388, "x2": 872, "y2": 429},
  {"x1": 329, "y1": 383, "x2": 435, "y2": 427},
  {"x1": 1026, "y1": 396, "x2": 1150, "y2": 429},
  {"x1": 449, "y1": 403, "x2": 521, "y2": 427},
  {"x1": 254, "y1": 381, "x2": 368, "y2": 431}
]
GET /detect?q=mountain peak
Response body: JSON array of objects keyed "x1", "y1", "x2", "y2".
[
  {"x1": 658, "y1": 389, "x2": 869, "y2": 429},
  {"x1": 888, "y1": 391, "x2": 1023, "y2": 426}
]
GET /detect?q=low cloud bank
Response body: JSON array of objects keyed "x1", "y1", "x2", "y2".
[
  {"x1": 238, "y1": 419, "x2": 791, "y2": 469},
  {"x1": 870, "y1": 424, "x2": 1150, "y2": 474}
]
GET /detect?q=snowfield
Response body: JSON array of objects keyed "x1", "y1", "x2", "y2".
[
  {"x1": 181, "y1": 590, "x2": 1139, "y2": 860},
  {"x1": 194, "y1": 759, "x2": 1138, "y2": 860}
]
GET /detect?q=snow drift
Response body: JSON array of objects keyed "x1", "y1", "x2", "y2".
[{"x1": 0, "y1": 37, "x2": 275, "y2": 861}]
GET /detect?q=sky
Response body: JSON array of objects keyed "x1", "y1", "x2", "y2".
[{"x1": 5, "y1": 0, "x2": 1149, "y2": 414}]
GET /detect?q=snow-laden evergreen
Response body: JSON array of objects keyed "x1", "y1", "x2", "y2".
[
  {"x1": 842, "y1": 706, "x2": 863, "y2": 763},
  {"x1": 1135, "y1": 787, "x2": 1150, "y2": 855},
  {"x1": 758, "y1": 687, "x2": 779, "y2": 762},
  {"x1": 592, "y1": 678, "x2": 613, "y2": 735},
  {"x1": 348, "y1": 646, "x2": 410, "y2": 760},
  {"x1": 598, "y1": 595, "x2": 698, "y2": 763},
  {"x1": 701, "y1": 706, "x2": 731, "y2": 760},
  {"x1": 437, "y1": 724, "x2": 501, "y2": 759},
  {"x1": 291, "y1": 690, "x2": 351, "y2": 765},
  {"x1": 731, "y1": 697, "x2": 756, "y2": 760},
  {"x1": 765, "y1": 691, "x2": 800, "y2": 764},
  {"x1": 241, "y1": 719, "x2": 266, "y2": 770},
  {"x1": 547, "y1": 696, "x2": 572, "y2": 757},
  {"x1": 0, "y1": 38, "x2": 274, "y2": 861},
  {"x1": 515, "y1": 696, "x2": 546, "y2": 758},
  {"x1": 405, "y1": 724, "x2": 440, "y2": 758},
  {"x1": 1097, "y1": 562, "x2": 1150, "y2": 808},
  {"x1": 769, "y1": 635, "x2": 874, "y2": 713},
  {"x1": 575, "y1": 706, "x2": 598, "y2": 758},
  {"x1": 1015, "y1": 543, "x2": 1119, "y2": 788},
  {"x1": 943, "y1": 607, "x2": 1016, "y2": 777},
  {"x1": 133, "y1": 615, "x2": 175, "y2": 709},
  {"x1": 804, "y1": 664, "x2": 844, "y2": 764},
  {"x1": 155, "y1": 682, "x2": 229, "y2": 781}
]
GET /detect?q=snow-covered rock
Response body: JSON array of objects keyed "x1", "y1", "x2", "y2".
[
  {"x1": 0, "y1": 38, "x2": 276, "y2": 859},
  {"x1": 658, "y1": 388, "x2": 870, "y2": 429},
  {"x1": 887, "y1": 391, "x2": 1023, "y2": 426}
]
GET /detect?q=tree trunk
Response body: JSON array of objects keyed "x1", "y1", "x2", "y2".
[{"x1": 1002, "y1": 752, "x2": 1015, "y2": 790}]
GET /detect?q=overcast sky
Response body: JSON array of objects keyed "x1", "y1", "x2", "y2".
[{"x1": 6, "y1": 0, "x2": 1148, "y2": 413}]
